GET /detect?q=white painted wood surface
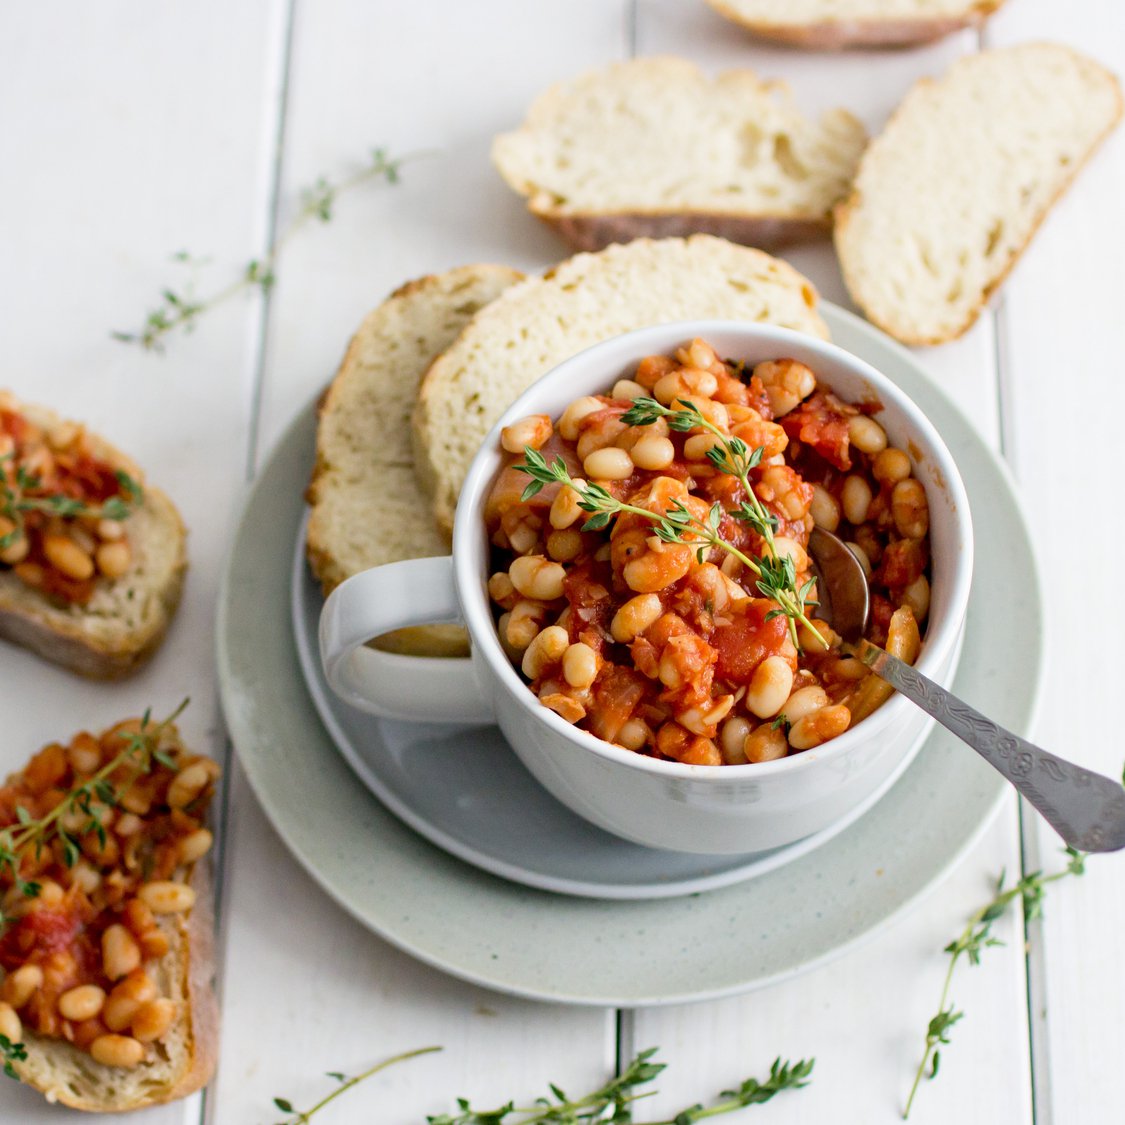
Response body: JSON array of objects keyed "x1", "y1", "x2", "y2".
[{"x1": 0, "y1": 1, "x2": 1121, "y2": 1123}]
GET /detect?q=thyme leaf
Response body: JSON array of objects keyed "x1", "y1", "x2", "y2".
[
  {"x1": 0, "y1": 700, "x2": 189, "y2": 939},
  {"x1": 0, "y1": 454, "x2": 143, "y2": 554},
  {"x1": 428, "y1": 1050, "x2": 812, "y2": 1125},
  {"x1": 268, "y1": 1048, "x2": 811, "y2": 1125},
  {"x1": 114, "y1": 147, "x2": 424, "y2": 352},
  {"x1": 271, "y1": 1047, "x2": 441, "y2": 1124},
  {"x1": 515, "y1": 391, "x2": 826, "y2": 651},
  {"x1": 0, "y1": 1034, "x2": 27, "y2": 1080},
  {"x1": 902, "y1": 846, "x2": 1089, "y2": 1117}
]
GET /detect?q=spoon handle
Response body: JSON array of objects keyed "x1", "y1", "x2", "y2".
[{"x1": 854, "y1": 641, "x2": 1125, "y2": 853}]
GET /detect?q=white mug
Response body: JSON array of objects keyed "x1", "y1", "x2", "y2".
[{"x1": 320, "y1": 321, "x2": 973, "y2": 854}]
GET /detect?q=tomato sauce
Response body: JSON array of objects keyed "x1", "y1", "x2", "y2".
[{"x1": 485, "y1": 341, "x2": 931, "y2": 766}]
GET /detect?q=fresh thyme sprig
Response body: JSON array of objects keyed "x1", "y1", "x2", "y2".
[
  {"x1": 515, "y1": 399, "x2": 823, "y2": 651},
  {"x1": 429, "y1": 1049, "x2": 812, "y2": 1125},
  {"x1": 272, "y1": 1046, "x2": 442, "y2": 1124},
  {"x1": 902, "y1": 847, "x2": 1088, "y2": 1118},
  {"x1": 270, "y1": 1047, "x2": 812, "y2": 1125},
  {"x1": 113, "y1": 147, "x2": 421, "y2": 351},
  {"x1": 0, "y1": 454, "x2": 142, "y2": 552},
  {"x1": 620, "y1": 397, "x2": 824, "y2": 649},
  {"x1": 0, "y1": 1034, "x2": 27, "y2": 1080},
  {"x1": 0, "y1": 699, "x2": 188, "y2": 935}
]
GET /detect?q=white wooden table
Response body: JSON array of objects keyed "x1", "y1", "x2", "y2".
[{"x1": 2, "y1": 1, "x2": 1122, "y2": 1122}]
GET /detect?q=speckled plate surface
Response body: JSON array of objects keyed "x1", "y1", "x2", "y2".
[{"x1": 217, "y1": 304, "x2": 1041, "y2": 1006}]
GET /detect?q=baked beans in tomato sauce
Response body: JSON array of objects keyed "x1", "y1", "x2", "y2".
[
  {"x1": 484, "y1": 339, "x2": 929, "y2": 766},
  {"x1": 0, "y1": 720, "x2": 218, "y2": 1067},
  {"x1": 0, "y1": 395, "x2": 139, "y2": 604}
]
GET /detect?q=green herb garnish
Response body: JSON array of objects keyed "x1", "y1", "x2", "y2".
[
  {"x1": 272, "y1": 1046, "x2": 441, "y2": 1124},
  {"x1": 0, "y1": 1034, "x2": 27, "y2": 1080},
  {"x1": 516, "y1": 393, "x2": 823, "y2": 651},
  {"x1": 903, "y1": 847, "x2": 1088, "y2": 1117},
  {"x1": 0, "y1": 700, "x2": 188, "y2": 936},
  {"x1": 0, "y1": 455, "x2": 142, "y2": 553},
  {"x1": 271, "y1": 1047, "x2": 812, "y2": 1125},
  {"x1": 113, "y1": 147, "x2": 422, "y2": 351}
]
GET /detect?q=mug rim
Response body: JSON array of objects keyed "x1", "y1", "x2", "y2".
[{"x1": 452, "y1": 320, "x2": 973, "y2": 780}]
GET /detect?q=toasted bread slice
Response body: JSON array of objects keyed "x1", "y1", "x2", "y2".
[
  {"x1": 0, "y1": 396, "x2": 186, "y2": 678},
  {"x1": 9, "y1": 859, "x2": 217, "y2": 1111},
  {"x1": 1, "y1": 719, "x2": 218, "y2": 1111},
  {"x1": 834, "y1": 43, "x2": 1123, "y2": 345},
  {"x1": 492, "y1": 57, "x2": 866, "y2": 251},
  {"x1": 305, "y1": 265, "x2": 523, "y2": 656},
  {"x1": 413, "y1": 235, "x2": 828, "y2": 534},
  {"x1": 705, "y1": 0, "x2": 1006, "y2": 49}
]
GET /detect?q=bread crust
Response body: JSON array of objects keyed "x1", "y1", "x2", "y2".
[
  {"x1": 412, "y1": 236, "x2": 829, "y2": 535},
  {"x1": 305, "y1": 265, "x2": 521, "y2": 655},
  {"x1": 0, "y1": 398, "x2": 187, "y2": 677},
  {"x1": 531, "y1": 209, "x2": 831, "y2": 253},
  {"x1": 0, "y1": 487, "x2": 186, "y2": 679},
  {"x1": 833, "y1": 44, "x2": 1125, "y2": 345},
  {"x1": 168, "y1": 854, "x2": 220, "y2": 1107},
  {"x1": 705, "y1": 0, "x2": 1006, "y2": 48},
  {"x1": 494, "y1": 58, "x2": 865, "y2": 252}
]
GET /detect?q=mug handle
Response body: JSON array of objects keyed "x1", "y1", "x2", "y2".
[{"x1": 319, "y1": 556, "x2": 494, "y2": 724}]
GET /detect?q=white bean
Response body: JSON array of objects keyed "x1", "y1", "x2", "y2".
[
  {"x1": 848, "y1": 415, "x2": 888, "y2": 455},
  {"x1": 788, "y1": 704, "x2": 851, "y2": 750},
  {"x1": 841, "y1": 475, "x2": 873, "y2": 525},
  {"x1": 720, "y1": 717, "x2": 752, "y2": 764},
  {"x1": 902, "y1": 574, "x2": 931, "y2": 621},
  {"x1": 558, "y1": 397, "x2": 604, "y2": 441},
  {"x1": 521, "y1": 625, "x2": 569, "y2": 679},
  {"x1": 745, "y1": 656, "x2": 795, "y2": 719},
  {"x1": 583, "y1": 447, "x2": 634, "y2": 481},
  {"x1": 809, "y1": 485, "x2": 840, "y2": 532},
  {"x1": 780, "y1": 685, "x2": 829, "y2": 725},
  {"x1": 612, "y1": 379, "x2": 647, "y2": 401}
]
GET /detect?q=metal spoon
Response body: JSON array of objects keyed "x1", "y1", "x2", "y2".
[{"x1": 808, "y1": 526, "x2": 1125, "y2": 853}]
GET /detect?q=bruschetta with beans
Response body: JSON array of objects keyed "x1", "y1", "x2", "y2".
[
  {"x1": 0, "y1": 710, "x2": 218, "y2": 1110},
  {"x1": 0, "y1": 392, "x2": 186, "y2": 678}
]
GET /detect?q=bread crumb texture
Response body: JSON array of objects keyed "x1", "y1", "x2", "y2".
[
  {"x1": 493, "y1": 57, "x2": 865, "y2": 231},
  {"x1": 306, "y1": 264, "x2": 521, "y2": 655},
  {"x1": 834, "y1": 43, "x2": 1123, "y2": 344},
  {"x1": 413, "y1": 235, "x2": 828, "y2": 533}
]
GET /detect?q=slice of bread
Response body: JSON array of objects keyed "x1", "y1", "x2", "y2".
[
  {"x1": 834, "y1": 43, "x2": 1123, "y2": 345},
  {"x1": 705, "y1": 0, "x2": 1006, "y2": 49},
  {"x1": 3, "y1": 720, "x2": 218, "y2": 1111},
  {"x1": 10, "y1": 859, "x2": 217, "y2": 1111},
  {"x1": 492, "y1": 57, "x2": 867, "y2": 252},
  {"x1": 413, "y1": 235, "x2": 829, "y2": 534},
  {"x1": 0, "y1": 398, "x2": 186, "y2": 678},
  {"x1": 305, "y1": 265, "x2": 523, "y2": 656}
]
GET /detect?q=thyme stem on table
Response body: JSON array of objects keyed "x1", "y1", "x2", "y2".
[
  {"x1": 902, "y1": 847, "x2": 1088, "y2": 1118},
  {"x1": 113, "y1": 146, "x2": 425, "y2": 352},
  {"x1": 272, "y1": 1046, "x2": 442, "y2": 1124},
  {"x1": 271, "y1": 1047, "x2": 812, "y2": 1125}
]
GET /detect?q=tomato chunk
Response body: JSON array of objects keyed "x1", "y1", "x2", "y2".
[
  {"x1": 712, "y1": 600, "x2": 789, "y2": 685},
  {"x1": 782, "y1": 392, "x2": 854, "y2": 471}
]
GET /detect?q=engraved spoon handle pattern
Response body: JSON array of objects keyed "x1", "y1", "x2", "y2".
[{"x1": 855, "y1": 641, "x2": 1125, "y2": 853}]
